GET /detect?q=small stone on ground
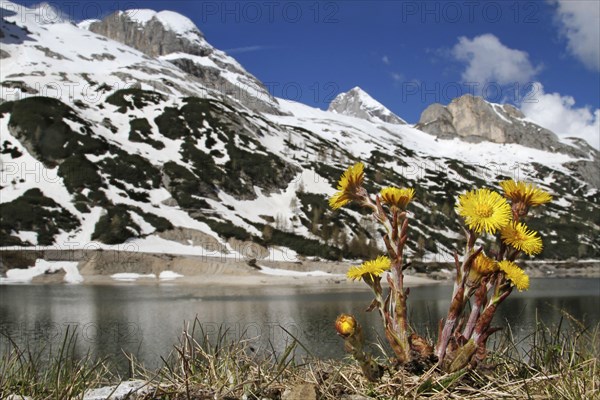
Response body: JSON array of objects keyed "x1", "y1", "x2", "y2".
[
  {"x1": 282, "y1": 383, "x2": 317, "y2": 400},
  {"x1": 82, "y1": 380, "x2": 152, "y2": 400}
]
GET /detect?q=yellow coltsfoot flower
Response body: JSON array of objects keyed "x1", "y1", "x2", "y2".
[
  {"x1": 467, "y1": 253, "x2": 498, "y2": 286},
  {"x1": 498, "y1": 260, "x2": 530, "y2": 291},
  {"x1": 329, "y1": 162, "x2": 365, "y2": 209},
  {"x1": 457, "y1": 188, "x2": 512, "y2": 234},
  {"x1": 501, "y1": 222, "x2": 543, "y2": 255},
  {"x1": 380, "y1": 187, "x2": 415, "y2": 209},
  {"x1": 347, "y1": 255, "x2": 391, "y2": 282},
  {"x1": 335, "y1": 314, "x2": 357, "y2": 338},
  {"x1": 472, "y1": 253, "x2": 498, "y2": 275},
  {"x1": 500, "y1": 180, "x2": 552, "y2": 208}
]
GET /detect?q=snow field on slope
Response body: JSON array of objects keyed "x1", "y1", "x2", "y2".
[
  {"x1": 1, "y1": 7, "x2": 214, "y2": 105},
  {"x1": 214, "y1": 169, "x2": 335, "y2": 236},
  {"x1": 272, "y1": 99, "x2": 580, "y2": 186},
  {"x1": 0, "y1": 119, "x2": 86, "y2": 233}
]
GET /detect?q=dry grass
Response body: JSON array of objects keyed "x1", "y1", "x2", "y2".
[
  {"x1": 0, "y1": 326, "x2": 114, "y2": 399},
  {"x1": 1, "y1": 317, "x2": 598, "y2": 399}
]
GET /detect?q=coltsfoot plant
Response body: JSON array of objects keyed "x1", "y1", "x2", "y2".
[{"x1": 331, "y1": 162, "x2": 552, "y2": 378}]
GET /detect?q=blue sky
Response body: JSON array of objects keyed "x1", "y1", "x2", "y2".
[{"x1": 8, "y1": 1, "x2": 600, "y2": 147}]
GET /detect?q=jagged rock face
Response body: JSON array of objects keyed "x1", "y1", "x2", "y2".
[
  {"x1": 328, "y1": 87, "x2": 406, "y2": 124},
  {"x1": 417, "y1": 95, "x2": 587, "y2": 157},
  {"x1": 166, "y1": 57, "x2": 279, "y2": 114},
  {"x1": 88, "y1": 13, "x2": 206, "y2": 58},
  {"x1": 86, "y1": 11, "x2": 282, "y2": 114},
  {"x1": 417, "y1": 103, "x2": 456, "y2": 137},
  {"x1": 565, "y1": 159, "x2": 600, "y2": 189},
  {"x1": 447, "y1": 95, "x2": 511, "y2": 143}
]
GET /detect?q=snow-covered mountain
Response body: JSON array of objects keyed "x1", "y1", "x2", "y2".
[
  {"x1": 1, "y1": 2, "x2": 598, "y2": 265},
  {"x1": 82, "y1": 9, "x2": 281, "y2": 114},
  {"x1": 328, "y1": 86, "x2": 406, "y2": 125}
]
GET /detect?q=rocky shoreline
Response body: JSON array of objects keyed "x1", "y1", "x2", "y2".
[
  {"x1": 0, "y1": 249, "x2": 437, "y2": 287},
  {"x1": 1, "y1": 250, "x2": 599, "y2": 285}
]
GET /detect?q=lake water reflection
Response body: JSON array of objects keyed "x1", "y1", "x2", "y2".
[{"x1": 1, "y1": 278, "x2": 598, "y2": 372}]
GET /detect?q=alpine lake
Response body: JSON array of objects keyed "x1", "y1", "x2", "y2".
[{"x1": 1, "y1": 277, "x2": 598, "y2": 374}]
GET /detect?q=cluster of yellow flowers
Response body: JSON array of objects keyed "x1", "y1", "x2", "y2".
[
  {"x1": 330, "y1": 161, "x2": 553, "y2": 374},
  {"x1": 455, "y1": 180, "x2": 551, "y2": 291},
  {"x1": 329, "y1": 162, "x2": 416, "y2": 282},
  {"x1": 329, "y1": 162, "x2": 416, "y2": 211},
  {"x1": 329, "y1": 162, "x2": 551, "y2": 293}
]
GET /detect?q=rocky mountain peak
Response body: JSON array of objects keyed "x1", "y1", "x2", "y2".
[
  {"x1": 125, "y1": 9, "x2": 204, "y2": 40},
  {"x1": 84, "y1": 9, "x2": 282, "y2": 114},
  {"x1": 84, "y1": 9, "x2": 204, "y2": 57},
  {"x1": 328, "y1": 86, "x2": 406, "y2": 125}
]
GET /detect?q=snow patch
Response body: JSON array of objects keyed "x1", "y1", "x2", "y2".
[
  {"x1": 159, "y1": 271, "x2": 184, "y2": 280},
  {"x1": 14, "y1": 231, "x2": 38, "y2": 245},
  {"x1": 111, "y1": 273, "x2": 156, "y2": 281},
  {"x1": 122, "y1": 9, "x2": 201, "y2": 40},
  {"x1": 257, "y1": 265, "x2": 341, "y2": 277},
  {"x1": 77, "y1": 19, "x2": 100, "y2": 30},
  {"x1": 1, "y1": 259, "x2": 82, "y2": 284}
]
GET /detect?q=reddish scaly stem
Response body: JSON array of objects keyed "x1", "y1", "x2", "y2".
[
  {"x1": 394, "y1": 213, "x2": 410, "y2": 346},
  {"x1": 372, "y1": 198, "x2": 412, "y2": 363},
  {"x1": 435, "y1": 285, "x2": 465, "y2": 361},
  {"x1": 385, "y1": 274, "x2": 410, "y2": 362},
  {"x1": 436, "y1": 235, "x2": 481, "y2": 363},
  {"x1": 382, "y1": 234, "x2": 398, "y2": 260},
  {"x1": 462, "y1": 277, "x2": 490, "y2": 339},
  {"x1": 391, "y1": 208, "x2": 399, "y2": 243},
  {"x1": 472, "y1": 288, "x2": 511, "y2": 346}
]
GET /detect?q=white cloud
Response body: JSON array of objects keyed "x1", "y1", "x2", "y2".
[
  {"x1": 391, "y1": 72, "x2": 403, "y2": 82},
  {"x1": 520, "y1": 82, "x2": 599, "y2": 150},
  {"x1": 451, "y1": 34, "x2": 541, "y2": 86},
  {"x1": 382, "y1": 55, "x2": 390, "y2": 65},
  {"x1": 552, "y1": 0, "x2": 600, "y2": 71},
  {"x1": 31, "y1": 2, "x2": 71, "y2": 24},
  {"x1": 224, "y1": 45, "x2": 269, "y2": 54}
]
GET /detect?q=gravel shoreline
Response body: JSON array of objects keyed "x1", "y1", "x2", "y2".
[
  {"x1": 1, "y1": 250, "x2": 598, "y2": 285},
  {"x1": 0, "y1": 249, "x2": 440, "y2": 287}
]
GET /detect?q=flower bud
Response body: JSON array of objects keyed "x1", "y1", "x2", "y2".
[{"x1": 335, "y1": 314, "x2": 357, "y2": 338}]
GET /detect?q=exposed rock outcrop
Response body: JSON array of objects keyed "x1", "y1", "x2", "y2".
[
  {"x1": 564, "y1": 159, "x2": 600, "y2": 189},
  {"x1": 86, "y1": 11, "x2": 205, "y2": 58},
  {"x1": 416, "y1": 95, "x2": 588, "y2": 157}
]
